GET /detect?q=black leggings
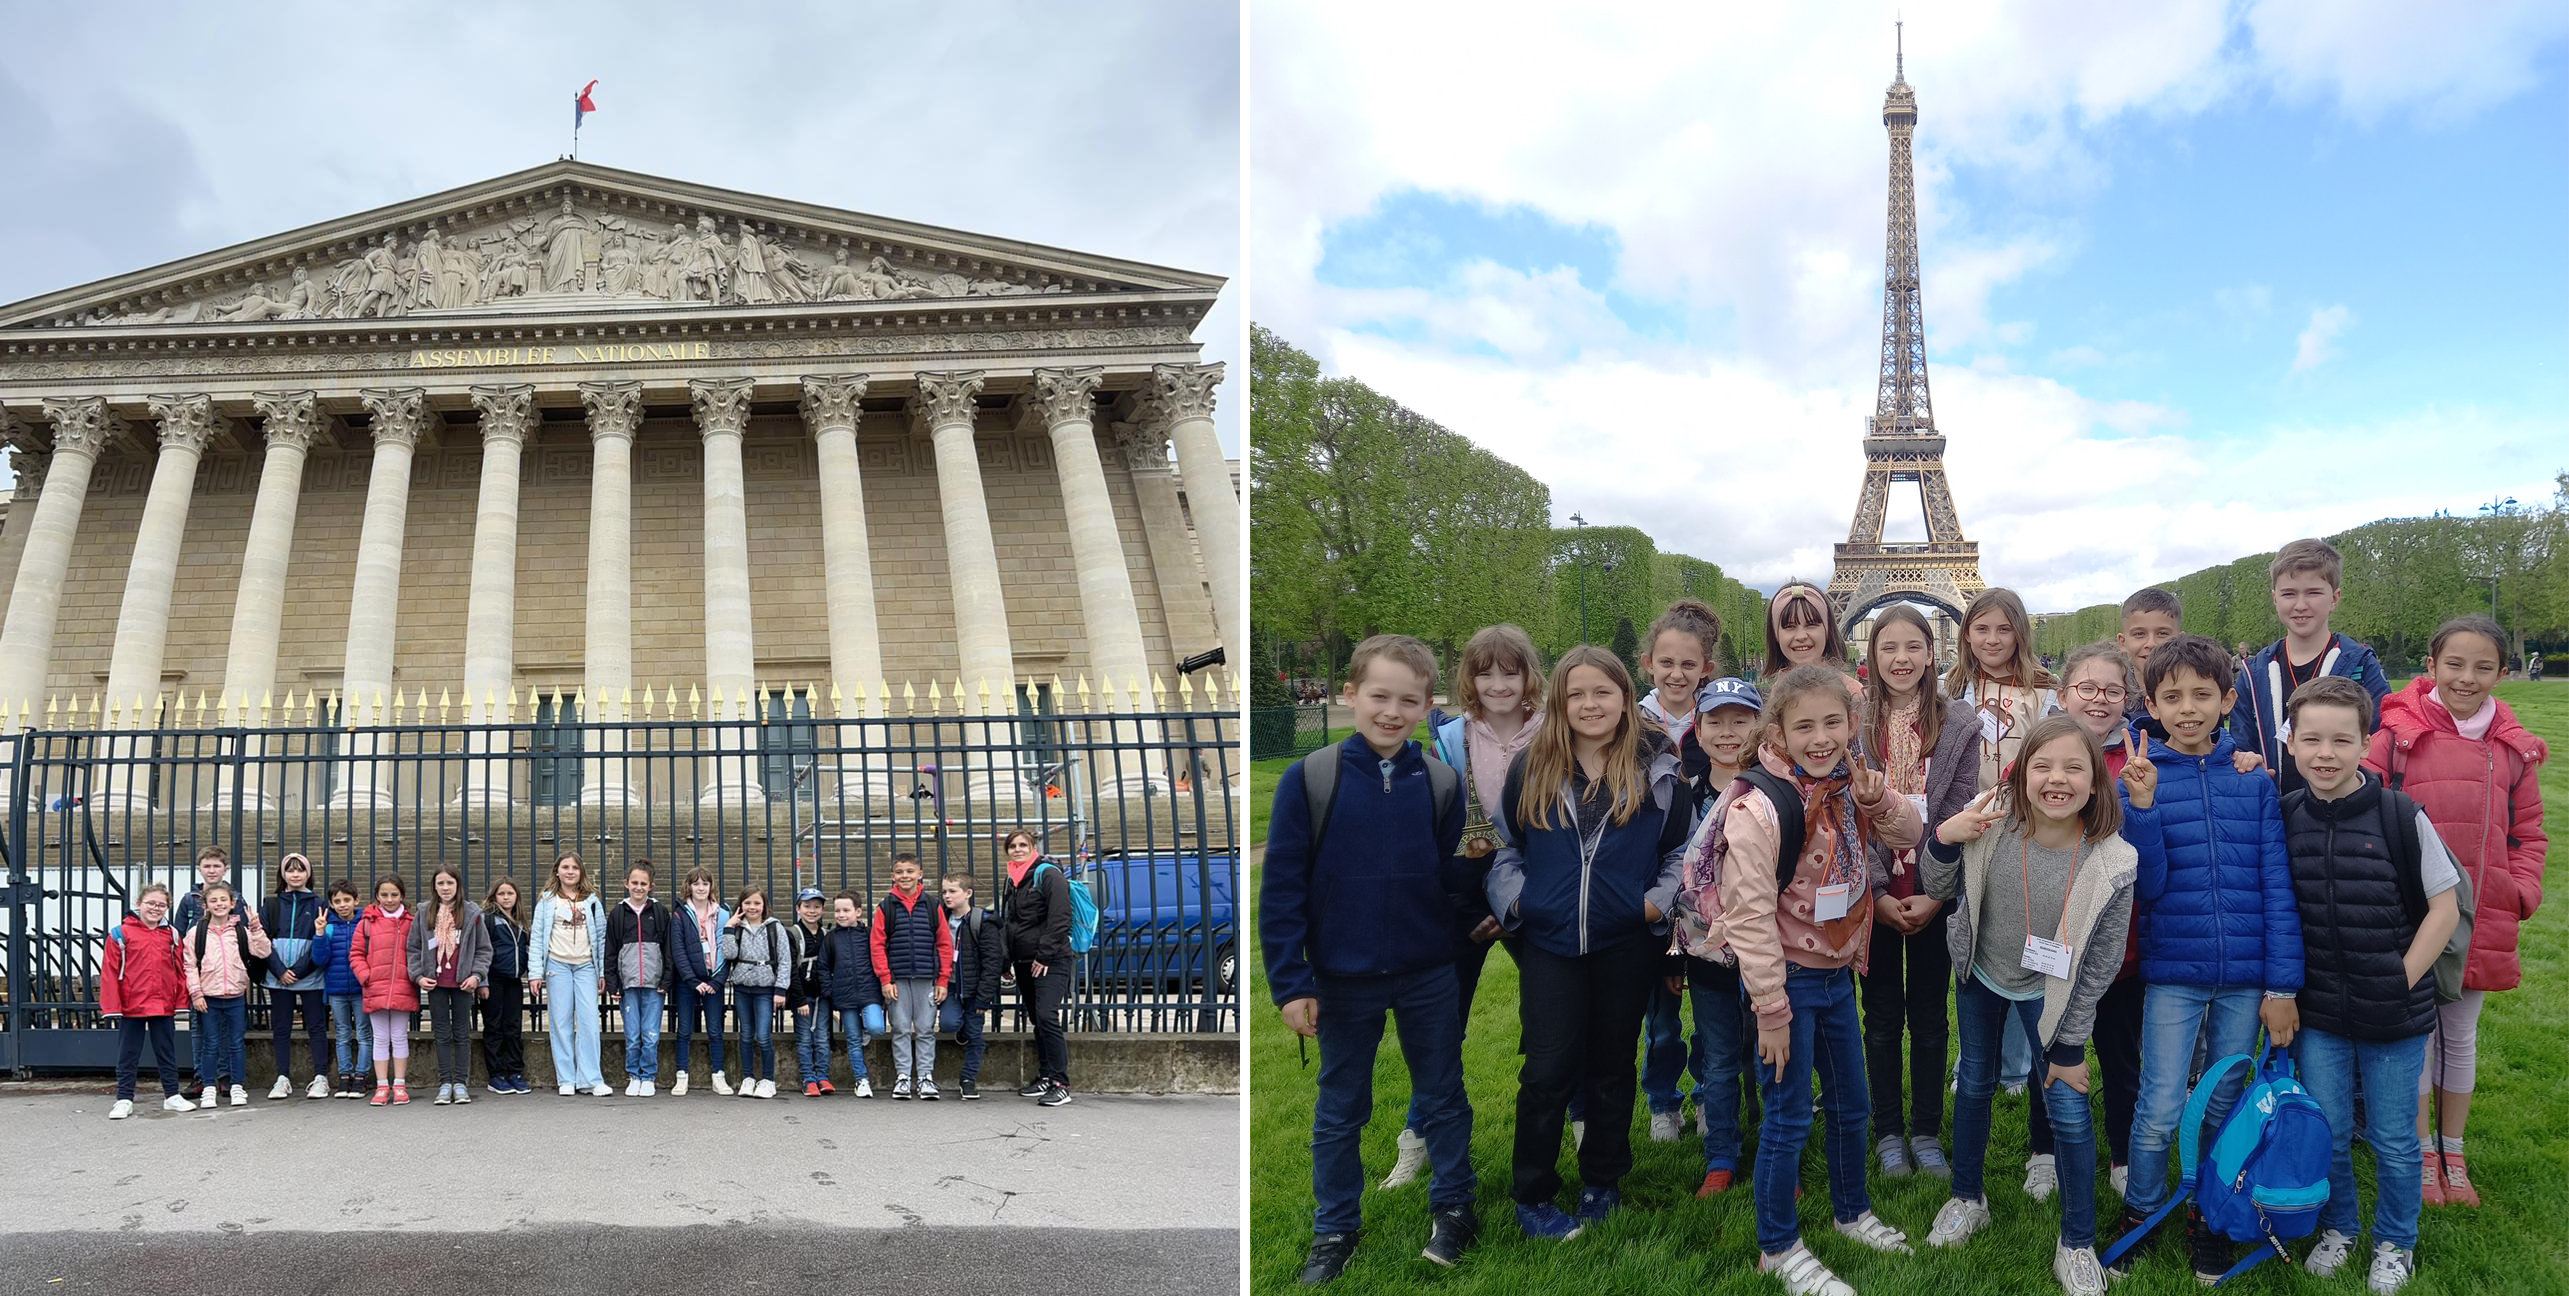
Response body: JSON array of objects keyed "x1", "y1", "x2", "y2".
[
  {"x1": 270, "y1": 986, "x2": 329, "y2": 1080},
  {"x1": 2092, "y1": 974, "x2": 2145, "y2": 1167},
  {"x1": 480, "y1": 978, "x2": 525, "y2": 1077},
  {"x1": 1015, "y1": 960, "x2": 1071, "y2": 1084},
  {"x1": 1862, "y1": 910, "x2": 1952, "y2": 1140},
  {"x1": 1511, "y1": 938, "x2": 1656, "y2": 1204}
]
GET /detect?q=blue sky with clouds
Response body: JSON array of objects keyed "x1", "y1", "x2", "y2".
[{"x1": 1252, "y1": 1, "x2": 2568, "y2": 609}]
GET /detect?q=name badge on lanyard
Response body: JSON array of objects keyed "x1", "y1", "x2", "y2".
[
  {"x1": 1980, "y1": 709, "x2": 2005, "y2": 746},
  {"x1": 1815, "y1": 882, "x2": 1854, "y2": 923},
  {"x1": 2022, "y1": 934, "x2": 2073, "y2": 979}
]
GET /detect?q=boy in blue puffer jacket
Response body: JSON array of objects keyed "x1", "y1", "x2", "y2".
[
  {"x1": 2108, "y1": 635, "x2": 2305, "y2": 1284},
  {"x1": 314, "y1": 880, "x2": 373, "y2": 1098}
]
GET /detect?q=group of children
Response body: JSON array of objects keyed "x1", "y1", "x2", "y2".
[
  {"x1": 1263, "y1": 536, "x2": 2549, "y2": 1296},
  {"x1": 102, "y1": 836, "x2": 1075, "y2": 1115}
]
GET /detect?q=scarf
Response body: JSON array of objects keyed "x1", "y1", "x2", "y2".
[
  {"x1": 2429, "y1": 686, "x2": 2497, "y2": 741},
  {"x1": 1007, "y1": 857, "x2": 1038, "y2": 889},
  {"x1": 1792, "y1": 758, "x2": 1869, "y2": 946},
  {"x1": 1464, "y1": 712, "x2": 1542, "y2": 818},
  {"x1": 434, "y1": 904, "x2": 460, "y2": 975}
]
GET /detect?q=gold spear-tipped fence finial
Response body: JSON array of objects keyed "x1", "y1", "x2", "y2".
[{"x1": 686, "y1": 683, "x2": 702, "y2": 721}]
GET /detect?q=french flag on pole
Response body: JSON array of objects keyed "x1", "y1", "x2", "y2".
[{"x1": 574, "y1": 79, "x2": 599, "y2": 130}]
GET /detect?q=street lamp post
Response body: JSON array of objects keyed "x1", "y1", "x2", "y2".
[{"x1": 1571, "y1": 511, "x2": 1589, "y2": 644}]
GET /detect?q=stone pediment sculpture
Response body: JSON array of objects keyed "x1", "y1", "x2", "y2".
[{"x1": 0, "y1": 160, "x2": 1217, "y2": 330}]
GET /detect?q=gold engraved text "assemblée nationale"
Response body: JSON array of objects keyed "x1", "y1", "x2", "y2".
[{"x1": 408, "y1": 341, "x2": 714, "y2": 368}]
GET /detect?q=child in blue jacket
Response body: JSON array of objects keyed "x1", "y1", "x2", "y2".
[
  {"x1": 814, "y1": 890, "x2": 886, "y2": 1096},
  {"x1": 314, "y1": 880, "x2": 373, "y2": 1098},
  {"x1": 2108, "y1": 635, "x2": 2304, "y2": 1284}
]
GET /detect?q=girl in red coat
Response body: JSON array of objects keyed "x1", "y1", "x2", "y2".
[
  {"x1": 102, "y1": 883, "x2": 193, "y2": 1119},
  {"x1": 2365, "y1": 616, "x2": 2549, "y2": 1208},
  {"x1": 352, "y1": 876, "x2": 422, "y2": 1106}
]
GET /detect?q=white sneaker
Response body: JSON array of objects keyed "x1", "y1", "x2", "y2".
[
  {"x1": 1834, "y1": 1210, "x2": 1913, "y2": 1254},
  {"x1": 759, "y1": 1079, "x2": 777, "y2": 1099},
  {"x1": 739, "y1": 1078, "x2": 759, "y2": 1098},
  {"x1": 2306, "y1": 1229, "x2": 2356, "y2": 1277},
  {"x1": 108, "y1": 1099, "x2": 134, "y2": 1120},
  {"x1": 640, "y1": 1080, "x2": 656, "y2": 1097},
  {"x1": 199, "y1": 1088, "x2": 220, "y2": 1110},
  {"x1": 591, "y1": 1082, "x2": 614, "y2": 1097},
  {"x1": 2366, "y1": 1242, "x2": 2415, "y2": 1294},
  {"x1": 2023, "y1": 1153, "x2": 2058, "y2": 1201},
  {"x1": 671, "y1": 1072, "x2": 690, "y2": 1096},
  {"x1": 162, "y1": 1094, "x2": 195, "y2": 1113},
  {"x1": 269, "y1": 1076, "x2": 294, "y2": 1101},
  {"x1": 2005, "y1": 1081, "x2": 2027, "y2": 1097},
  {"x1": 229, "y1": 1084, "x2": 249, "y2": 1108},
  {"x1": 855, "y1": 1078, "x2": 874, "y2": 1098},
  {"x1": 1761, "y1": 1241, "x2": 1857, "y2": 1296},
  {"x1": 1380, "y1": 1128, "x2": 1428, "y2": 1188},
  {"x1": 2111, "y1": 1164, "x2": 2128, "y2": 1198},
  {"x1": 1650, "y1": 1110, "x2": 1683, "y2": 1143},
  {"x1": 306, "y1": 1074, "x2": 331, "y2": 1100},
  {"x1": 915, "y1": 1079, "x2": 936, "y2": 1100},
  {"x1": 559, "y1": 1083, "x2": 577, "y2": 1096},
  {"x1": 1572, "y1": 1119, "x2": 1586, "y2": 1149},
  {"x1": 623, "y1": 1078, "x2": 639, "y2": 1097},
  {"x1": 711, "y1": 1070, "x2": 733, "y2": 1095},
  {"x1": 1926, "y1": 1196, "x2": 1992, "y2": 1248},
  {"x1": 2054, "y1": 1241, "x2": 2109, "y2": 1296}
]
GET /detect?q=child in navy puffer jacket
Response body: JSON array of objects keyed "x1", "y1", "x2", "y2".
[{"x1": 314, "y1": 880, "x2": 373, "y2": 1098}]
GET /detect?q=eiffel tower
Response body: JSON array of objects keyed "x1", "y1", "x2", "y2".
[{"x1": 1829, "y1": 25, "x2": 1985, "y2": 643}]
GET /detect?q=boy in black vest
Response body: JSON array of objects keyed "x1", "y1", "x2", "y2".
[
  {"x1": 1260, "y1": 634, "x2": 1475, "y2": 1282},
  {"x1": 2281, "y1": 675, "x2": 2458, "y2": 1294}
]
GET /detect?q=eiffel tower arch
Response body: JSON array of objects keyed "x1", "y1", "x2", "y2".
[{"x1": 1830, "y1": 26, "x2": 1984, "y2": 650}]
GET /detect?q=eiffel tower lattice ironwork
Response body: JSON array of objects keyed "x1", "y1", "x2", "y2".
[{"x1": 1829, "y1": 25, "x2": 1986, "y2": 637}]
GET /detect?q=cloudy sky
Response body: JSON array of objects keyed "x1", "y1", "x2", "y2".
[
  {"x1": 0, "y1": 0, "x2": 1239, "y2": 450},
  {"x1": 1251, "y1": 1, "x2": 2568, "y2": 611}
]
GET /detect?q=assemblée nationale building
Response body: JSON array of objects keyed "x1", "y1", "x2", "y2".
[{"x1": 0, "y1": 161, "x2": 1239, "y2": 808}]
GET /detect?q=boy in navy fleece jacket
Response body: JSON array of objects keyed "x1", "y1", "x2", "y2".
[
  {"x1": 2228, "y1": 539, "x2": 2391, "y2": 797},
  {"x1": 1261, "y1": 634, "x2": 1475, "y2": 1282}
]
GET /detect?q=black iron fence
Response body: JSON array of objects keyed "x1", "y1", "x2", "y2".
[
  {"x1": 0, "y1": 696, "x2": 1239, "y2": 1073},
  {"x1": 1248, "y1": 704, "x2": 1331, "y2": 760}
]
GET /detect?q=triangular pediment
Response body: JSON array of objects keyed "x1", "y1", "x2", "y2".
[{"x1": 0, "y1": 160, "x2": 1220, "y2": 330}]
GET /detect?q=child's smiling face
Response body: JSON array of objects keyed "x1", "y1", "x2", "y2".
[
  {"x1": 1695, "y1": 706, "x2": 1759, "y2": 770},
  {"x1": 2147, "y1": 666, "x2": 2234, "y2": 754},
  {"x1": 1967, "y1": 611, "x2": 2017, "y2": 676},
  {"x1": 1345, "y1": 658, "x2": 1431, "y2": 757},
  {"x1": 2019, "y1": 732, "x2": 2094, "y2": 827},
  {"x1": 1771, "y1": 692, "x2": 1852, "y2": 776},
  {"x1": 1648, "y1": 631, "x2": 1709, "y2": 706},
  {"x1": 1869, "y1": 619, "x2": 1933, "y2": 697},
  {"x1": 2287, "y1": 700, "x2": 2368, "y2": 797},
  {"x1": 1472, "y1": 665, "x2": 1527, "y2": 718},
  {"x1": 2430, "y1": 630, "x2": 2503, "y2": 722},
  {"x1": 330, "y1": 891, "x2": 358, "y2": 919},
  {"x1": 2271, "y1": 570, "x2": 2342, "y2": 642},
  {"x1": 1560, "y1": 664, "x2": 1626, "y2": 745},
  {"x1": 1773, "y1": 597, "x2": 1827, "y2": 666},
  {"x1": 832, "y1": 897, "x2": 860, "y2": 928},
  {"x1": 2118, "y1": 610, "x2": 2179, "y2": 664},
  {"x1": 2060, "y1": 658, "x2": 2128, "y2": 741}
]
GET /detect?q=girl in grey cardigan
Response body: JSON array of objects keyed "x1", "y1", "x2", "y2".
[
  {"x1": 406, "y1": 868, "x2": 493, "y2": 1105},
  {"x1": 719, "y1": 890, "x2": 793, "y2": 1099}
]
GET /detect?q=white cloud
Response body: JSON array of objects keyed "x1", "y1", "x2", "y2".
[
  {"x1": 2290, "y1": 304, "x2": 2355, "y2": 374},
  {"x1": 2244, "y1": 0, "x2": 2569, "y2": 124}
]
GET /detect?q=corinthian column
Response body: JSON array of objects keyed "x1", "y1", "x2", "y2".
[
  {"x1": 456, "y1": 384, "x2": 534, "y2": 808},
  {"x1": 577, "y1": 380, "x2": 641, "y2": 807},
  {"x1": 0, "y1": 399, "x2": 117, "y2": 726},
  {"x1": 800, "y1": 376, "x2": 885, "y2": 717},
  {"x1": 692, "y1": 377, "x2": 764, "y2": 807},
  {"x1": 1154, "y1": 362, "x2": 1240, "y2": 670},
  {"x1": 95, "y1": 396, "x2": 223, "y2": 809},
  {"x1": 211, "y1": 392, "x2": 323, "y2": 811},
  {"x1": 914, "y1": 371, "x2": 1016, "y2": 706},
  {"x1": 1112, "y1": 419, "x2": 1220, "y2": 656},
  {"x1": 329, "y1": 389, "x2": 428, "y2": 810},
  {"x1": 1026, "y1": 369, "x2": 1153, "y2": 700}
]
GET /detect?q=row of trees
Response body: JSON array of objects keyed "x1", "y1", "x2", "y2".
[{"x1": 1251, "y1": 325, "x2": 1768, "y2": 696}]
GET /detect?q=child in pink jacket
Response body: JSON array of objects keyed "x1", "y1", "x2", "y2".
[{"x1": 181, "y1": 880, "x2": 272, "y2": 1108}]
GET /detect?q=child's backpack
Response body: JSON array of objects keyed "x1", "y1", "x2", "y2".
[
  {"x1": 1671, "y1": 766, "x2": 1807, "y2": 961},
  {"x1": 2098, "y1": 1042, "x2": 2333, "y2": 1285},
  {"x1": 2373, "y1": 776, "x2": 2478, "y2": 1005},
  {"x1": 108, "y1": 921, "x2": 180, "y2": 982},
  {"x1": 1031, "y1": 860, "x2": 1100, "y2": 955},
  {"x1": 190, "y1": 918, "x2": 257, "y2": 976},
  {"x1": 1300, "y1": 743, "x2": 1460, "y2": 860}
]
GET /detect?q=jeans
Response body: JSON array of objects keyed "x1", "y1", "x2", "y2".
[
  {"x1": 116, "y1": 1016, "x2": 180, "y2": 1099},
  {"x1": 197, "y1": 995, "x2": 247, "y2": 1087},
  {"x1": 1511, "y1": 938, "x2": 1655, "y2": 1204},
  {"x1": 1404, "y1": 934, "x2": 1502, "y2": 1130},
  {"x1": 797, "y1": 1000, "x2": 831, "y2": 1082},
  {"x1": 1016, "y1": 960, "x2": 1072, "y2": 1084},
  {"x1": 1953, "y1": 977, "x2": 2099, "y2": 1247},
  {"x1": 835, "y1": 1007, "x2": 881, "y2": 1081},
  {"x1": 328, "y1": 994, "x2": 374, "y2": 1075},
  {"x1": 2126, "y1": 983, "x2": 2265, "y2": 1215},
  {"x1": 2093, "y1": 976, "x2": 2146, "y2": 1167},
  {"x1": 734, "y1": 987, "x2": 778, "y2": 1081},
  {"x1": 948, "y1": 1001, "x2": 988, "y2": 1081},
  {"x1": 1862, "y1": 910, "x2": 1951, "y2": 1141},
  {"x1": 426, "y1": 986, "x2": 473, "y2": 1087},
  {"x1": 672, "y1": 978, "x2": 727, "y2": 1076},
  {"x1": 480, "y1": 978, "x2": 523, "y2": 1078},
  {"x1": 2296, "y1": 1028, "x2": 2428, "y2": 1251},
  {"x1": 269, "y1": 986, "x2": 328, "y2": 1080},
  {"x1": 1688, "y1": 956, "x2": 1755, "y2": 1173},
  {"x1": 1311, "y1": 965, "x2": 1476, "y2": 1234},
  {"x1": 543, "y1": 962, "x2": 604, "y2": 1088},
  {"x1": 887, "y1": 980, "x2": 936, "y2": 1080},
  {"x1": 622, "y1": 987, "x2": 664, "y2": 1082},
  {"x1": 1638, "y1": 980, "x2": 1693, "y2": 1115},
  {"x1": 1752, "y1": 964, "x2": 1872, "y2": 1257}
]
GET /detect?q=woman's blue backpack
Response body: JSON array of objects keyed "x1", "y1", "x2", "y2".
[
  {"x1": 2100, "y1": 1040, "x2": 2333, "y2": 1285},
  {"x1": 1034, "y1": 860, "x2": 1100, "y2": 954}
]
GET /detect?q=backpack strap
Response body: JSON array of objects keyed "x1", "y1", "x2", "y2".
[
  {"x1": 1423, "y1": 754, "x2": 1459, "y2": 829},
  {"x1": 2101, "y1": 1050, "x2": 2257, "y2": 1270},
  {"x1": 2387, "y1": 736, "x2": 2406, "y2": 793},
  {"x1": 1302, "y1": 748, "x2": 1340, "y2": 859},
  {"x1": 1736, "y1": 765, "x2": 1807, "y2": 892},
  {"x1": 2387, "y1": 789, "x2": 2427, "y2": 926}
]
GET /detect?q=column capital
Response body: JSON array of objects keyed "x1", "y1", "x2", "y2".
[
  {"x1": 1025, "y1": 367, "x2": 1105, "y2": 431},
  {"x1": 357, "y1": 387, "x2": 431, "y2": 450},
  {"x1": 1151, "y1": 361, "x2": 1224, "y2": 422},
  {"x1": 251, "y1": 390, "x2": 325, "y2": 453},
  {"x1": 145, "y1": 394, "x2": 227, "y2": 456},
  {"x1": 909, "y1": 370, "x2": 986, "y2": 436},
  {"x1": 689, "y1": 376, "x2": 756, "y2": 439},
  {"x1": 40, "y1": 396, "x2": 124, "y2": 461},
  {"x1": 1110, "y1": 419, "x2": 1172, "y2": 475},
  {"x1": 11, "y1": 448, "x2": 50, "y2": 496},
  {"x1": 579, "y1": 380, "x2": 644, "y2": 443},
  {"x1": 469, "y1": 383, "x2": 537, "y2": 448},
  {"x1": 798, "y1": 375, "x2": 870, "y2": 435}
]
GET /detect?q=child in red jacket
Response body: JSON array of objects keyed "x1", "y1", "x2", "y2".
[
  {"x1": 351, "y1": 877, "x2": 422, "y2": 1106},
  {"x1": 102, "y1": 883, "x2": 193, "y2": 1119},
  {"x1": 2365, "y1": 616, "x2": 2549, "y2": 1208}
]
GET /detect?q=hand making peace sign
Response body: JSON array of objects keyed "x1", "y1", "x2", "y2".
[
  {"x1": 1938, "y1": 787, "x2": 2007, "y2": 846},
  {"x1": 1850, "y1": 756, "x2": 1887, "y2": 806},
  {"x1": 2120, "y1": 726, "x2": 2158, "y2": 810}
]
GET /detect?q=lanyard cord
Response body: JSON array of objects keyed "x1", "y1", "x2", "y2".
[{"x1": 2019, "y1": 828, "x2": 2086, "y2": 946}]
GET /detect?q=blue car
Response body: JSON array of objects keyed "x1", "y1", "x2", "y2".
[{"x1": 1078, "y1": 849, "x2": 1238, "y2": 995}]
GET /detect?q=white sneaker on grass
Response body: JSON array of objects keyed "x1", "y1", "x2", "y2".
[
  {"x1": 162, "y1": 1095, "x2": 195, "y2": 1113},
  {"x1": 1760, "y1": 1242, "x2": 1856, "y2": 1296},
  {"x1": 2306, "y1": 1229, "x2": 2356, "y2": 1277},
  {"x1": 1380, "y1": 1128, "x2": 1427, "y2": 1188},
  {"x1": 2366, "y1": 1242, "x2": 2415, "y2": 1294},
  {"x1": 1926, "y1": 1197, "x2": 1991, "y2": 1248},
  {"x1": 2023, "y1": 1153, "x2": 2057, "y2": 1201},
  {"x1": 710, "y1": 1070, "x2": 733, "y2": 1095},
  {"x1": 269, "y1": 1076, "x2": 295, "y2": 1101},
  {"x1": 108, "y1": 1099, "x2": 133, "y2": 1120},
  {"x1": 2054, "y1": 1242, "x2": 2109, "y2": 1296},
  {"x1": 1571, "y1": 1119, "x2": 1585, "y2": 1149},
  {"x1": 2110, "y1": 1164, "x2": 2128, "y2": 1198},
  {"x1": 1834, "y1": 1210, "x2": 1912, "y2": 1254},
  {"x1": 1650, "y1": 1110, "x2": 1682, "y2": 1142}
]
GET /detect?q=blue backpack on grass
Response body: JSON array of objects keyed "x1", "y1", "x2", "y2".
[{"x1": 2100, "y1": 1040, "x2": 2333, "y2": 1285}]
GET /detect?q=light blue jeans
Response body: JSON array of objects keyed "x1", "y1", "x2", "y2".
[
  {"x1": 835, "y1": 1006, "x2": 884, "y2": 1081},
  {"x1": 621, "y1": 987, "x2": 664, "y2": 1082},
  {"x1": 542, "y1": 962, "x2": 604, "y2": 1089},
  {"x1": 2125, "y1": 983, "x2": 2264, "y2": 1215},
  {"x1": 327, "y1": 993, "x2": 373, "y2": 1075},
  {"x1": 2296, "y1": 1028, "x2": 2428, "y2": 1250}
]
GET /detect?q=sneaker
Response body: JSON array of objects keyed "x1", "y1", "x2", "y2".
[
  {"x1": 2103, "y1": 1207, "x2": 2156, "y2": 1277},
  {"x1": 1421, "y1": 1205, "x2": 1478, "y2": 1267},
  {"x1": 710, "y1": 1070, "x2": 733, "y2": 1096},
  {"x1": 818, "y1": 1079, "x2": 836, "y2": 1095},
  {"x1": 639, "y1": 1081, "x2": 655, "y2": 1097},
  {"x1": 1759, "y1": 1241, "x2": 1855, "y2": 1296},
  {"x1": 2110, "y1": 1163, "x2": 2128, "y2": 1198},
  {"x1": 1650, "y1": 1110, "x2": 1683, "y2": 1143},
  {"x1": 1834, "y1": 1210, "x2": 1913, "y2": 1254},
  {"x1": 307, "y1": 1075, "x2": 331, "y2": 1100},
  {"x1": 855, "y1": 1078, "x2": 874, "y2": 1098},
  {"x1": 1572, "y1": 1119, "x2": 1586, "y2": 1149},
  {"x1": 369, "y1": 1085, "x2": 389, "y2": 1107},
  {"x1": 1696, "y1": 1169, "x2": 1734, "y2": 1198},
  {"x1": 672, "y1": 1071, "x2": 691, "y2": 1097},
  {"x1": 893, "y1": 1076, "x2": 914, "y2": 1100},
  {"x1": 1515, "y1": 1201, "x2": 1581, "y2": 1241},
  {"x1": 2005, "y1": 1081, "x2": 2027, "y2": 1097},
  {"x1": 2366, "y1": 1241, "x2": 2416, "y2": 1294},
  {"x1": 453, "y1": 1085, "x2": 472, "y2": 1105},
  {"x1": 2305, "y1": 1228, "x2": 2357, "y2": 1277},
  {"x1": 163, "y1": 1094, "x2": 196, "y2": 1113},
  {"x1": 229, "y1": 1084, "x2": 249, "y2": 1108},
  {"x1": 917, "y1": 1080, "x2": 938, "y2": 1101},
  {"x1": 559, "y1": 1083, "x2": 577, "y2": 1096},
  {"x1": 1573, "y1": 1186, "x2": 1619, "y2": 1225},
  {"x1": 391, "y1": 1082, "x2": 410, "y2": 1106},
  {"x1": 2054, "y1": 1242, "x2": 2109, "y2": 1296},
  {"x1": 1038, "y1": 1081, "x2": 1073, "y2": 1107},
  {"x1": 805, "y1": 1081, "x2": 822, "y2": 1098},
  {"x1": 624, "y1": 1078, "x2": 639, "y2": 1097},
  {"x1": 333, "y1": 1074, "x2": 354, "y2": 1098},
  {"x1": 1909, "y1": 1135, "x2": 1951, "y2": 1179},
  {"x1": 1299, "y1": 1232, "x2": 1358, "y2": 1285},
  {"x1": 958, "y1": 1079, "x2": 978, "y2": 1100},
  {"x1": 2442, "y1": 1152, "x2": 2481, "y2": 1207},
  {"x1": 108, "y1": 1098, "x2": 134, "y2": 1120},
  {"x1": 1019, "y1": 1077, "x2": 1051, "y2": 1098},
  {"x1": 2024, "y1": 1153, "x2": 2058, "y2": 1202},
  {"x1": 1381, "y1": 1128, "x2": 1429, "y2": 1188},
  {"x1": 752, "y1": 1080, "x2": 774, "y2": 1100},
  {"x1": 1878, "y1": 1134, "x2": 1915, "y2": 1177},
  {"x1": 199, "y1": 1088, "x2": 220, "y2": 1110},
  {"x1": 269, "y1": 1076, "x2": 295, "y2": 1101},
  {"x1": 433, "y1": 1083, "x2": 453, "y2": 1105},
  {"x1": 2188, "y1": 1206, "x2": 2233, "y2": 1286},
  {"x1": 592, "y1": 1082, "x2": 615, "y2": 1097},
  {"x1": 1926, "y1": 1196, "x2": 1992, "y2": 1248}
]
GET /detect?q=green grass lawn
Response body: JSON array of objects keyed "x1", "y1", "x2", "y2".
[{"x1": 1246, "y1": 681, "x2": 2569, "y2": 1295}]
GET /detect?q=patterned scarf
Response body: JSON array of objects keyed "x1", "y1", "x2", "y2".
[{"x1": 1792, "y1": 758, "x2": 1869, "y2": 945}]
